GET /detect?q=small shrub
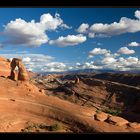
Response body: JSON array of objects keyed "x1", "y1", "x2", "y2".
[
  {"x1": 21, "y1": 122, "x2": 46, "y2": 132},
  {"x1": 21, "y1": 127, "x2": 33, "y2": 132},
  {"x1": 104, "y1": 108, "x2": 122, "y2": 116},
  {"x1": 96, "y1": 109, "x2": 102, "y2": 113},
  {"x1": 21, "y1": 129, "x2": 26, "y2": 132},
  {"x1": 49, "y1": 123, "x2": 62, "y2": 131},
  {"x1": 39, "y1": 123, "x2": 47, "y2": 129},
  {"x1": 21, "y1": 122, "x2": 62, "y2": 132}
]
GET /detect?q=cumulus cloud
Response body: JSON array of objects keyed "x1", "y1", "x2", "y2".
[
  {"x1": 49, "y1": 34, "x2": 86, "y2": 47},
  {"x1": 83, "y1": 62, "x2": 103, "y2": 69},
  {"x1": 41, "y1": 62, "x2": 67, "y2": 72},
  {"x1": 87, "y1": 45, "x2": 140, "y2": 71},
  {"x1": 60, "y1": 24, "x2": 72, "y2": 29},
  {"x1": 74, "y1": 61, "x2": 103, "y2": 70},
  {"x1": 88, "y1": 10, "x2": 140, "y2": 37},
  {"x1": 88, "y1": 32, "x2": 95, "y2": 38},
  {"x1": 93, "y1": 56, "x2": 140, "y2": 71},
  {"x1": 88, "y1": 48, "x2": 110, "y2": 58},
  {"x1": 135, "y1": 10, "x2": 140, "y2": 19},
  {"x1": 117, "y1": 47, "x2": 135, "y2": 55},
  {"x1": 2, "y1": 52, "x2": 140, "y2": 72},
  {"x1": 116, "y1": 57, "x2": 140, "y2": 71},
  {"x1": 76, "y1": 62, "x2": 81, "y2": 66},
  {"x1": 2, "y1": 13, "x2": 70, "y2": 47},
  {"x1": 127, "y1": 56, "x2": 139, "y2": 63},
  {"x1": 39, "y1": 13, "x2": 64, "y2": 30},
  {"x1": 22, "y1": 57, "x2": 31, "y2": 63},
  {"x1": 1, "y1": 53, "x2": 82, "y2": 72},
  {"x1": 0, "y1": 53, "x2": 55, "y2": 71},
  {"x1": 102, "y1": 57, "x2": 117, "y2": 64},
  {"x1": 77, "y1": 23, "x2": 89, "y2": 33},
  {"x1": 128, "y1": 42, "x2": 140, "y2": 47}
]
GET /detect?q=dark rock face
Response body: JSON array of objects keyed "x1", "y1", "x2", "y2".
[{"x1": 93, "y1": 73, "x2": 140, "y2": 87}]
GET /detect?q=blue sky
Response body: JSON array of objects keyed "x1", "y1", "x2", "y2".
[{"x1": 0, "y1": 8, "x2": 140, "y2": 72}]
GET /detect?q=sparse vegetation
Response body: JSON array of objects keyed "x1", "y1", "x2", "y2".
[
  {"x1": 21, "y1": 122, "x2": 62, "y2": 132},
  {"x1": 104, "y1": 108, "x2": 122, "y2": 116},
  {"x1": 96, "y1": 109, "x2": 101, "y2": 113},
  {"x1": 49, "y1": 123, "x2": 62, "y2": 131},
  {"x1": 21, "y1": 122, "x2": 42, "y2": 132}
]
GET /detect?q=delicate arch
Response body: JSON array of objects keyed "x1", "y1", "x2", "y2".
[{"x1": 9, "y1": 58, "x2": 29, "y2": 81}]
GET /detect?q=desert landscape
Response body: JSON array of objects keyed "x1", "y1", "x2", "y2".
[
  {"x1": 0, "y1": 56, "x2": 140, "y2": 133},
  {"x1": 0, "y1": 8, "x2": 140, "y2": 133}
]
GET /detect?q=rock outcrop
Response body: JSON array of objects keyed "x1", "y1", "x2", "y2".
[
  {"x1": 128, "y1": 122, "x2": 140, "y2": 129},
  {"x1": 75, "y1": 76, "x2": 80, "y2": 84},
  {"x1": 9, "y1": 58, "x2": 29, "y2": 81},
  {"x1": 95, "y1": 112, "x2": 109, "y2": 122},
  {"x1": 107, "y1": 116, "x2": 129, "y2": 126},
  {"x1": 0, "y1": 57, "x2": 11, "y2": 77}
]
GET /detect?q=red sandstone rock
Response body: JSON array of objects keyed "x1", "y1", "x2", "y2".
[
  {"x1": 10, "y1": 58, "x2": 29, "y2": 81},
  {"x1": 0, "y1": 57, "x2": 11, "y2": 77},
  {"x1": 80, "y1": 109, "x2": 96, "y2": 117},
  {"x1": 128, "y1": 122, "x2": 140, "y2": 129},
  {"x1": 107, "y1": 116, "x2": 129, "y2": 126},
  {"x1": 94, "y1": 112, "x2": 108, "y2": 122}
]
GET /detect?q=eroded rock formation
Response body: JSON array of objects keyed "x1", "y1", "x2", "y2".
[
  {"x1": 75, "y1": 76, "x2": 80, "y2": 84},
  {"x1": 0, "y1": 57, "x2": 11, "y2": 77},
  {"x1": 9, "y1": 58, "x2": 29, "y2": 81}
]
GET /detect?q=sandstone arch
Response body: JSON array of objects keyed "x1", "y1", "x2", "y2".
[{"x1": 9, "y1": 58, "x2": 29, "y2": 81}]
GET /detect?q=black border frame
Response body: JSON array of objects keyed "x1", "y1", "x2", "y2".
[{"x1": 0, "y1": 0, "x2": 140, "y2": 6}]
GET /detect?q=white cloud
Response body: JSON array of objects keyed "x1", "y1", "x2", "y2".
[
  {"x1": 114, "y1": 53, "x2": 120, "y2": 57},
  {"x1": 88, "y1": 48, "x2": 110, "y2": 58},
  {"x1": 77, "y1": 23, "x2": 89, "y2": 33},
  {"x1": 40, "y1": 13, "x2": 63, "y2": 30},
  {"x1": 102, "y1": 57, "x2": 117, "y2": 64},
  {"x1": 117, "y1": 47, "x2": 135, "y2": 55},
  {"x1": 1, "y1": 53, "x2": 80, "y2": 72},
  {"x1": 135, "y1": 10, "x2": 140, "y2": 19},
  {"x1": 116, "y1": 56, "x2": 140, "y2": 70},
  {"x1": 49, "y1": 34, "x2": 86, "y2": 47},
  {"x1": 88, "y1": 32, "x2": 95, "y2": 38},
  {"x1": 74, "y1": 61, "x2": 103, "y2": 70},
  {"x1": 0, "y1": 53, "x2": 55, "y2": 72},
  {"x1": 128, "y1": 42, "x2": 140, "y2": 47},
  {"x1": 94, "y1": 56, "x2": 140, "y2": 71},
  {"x1": 23, "y1": 57, "x2": 31, "y2": 62},
  {"x1": 60, "y1": 24, "x2": 72, "y2": 29},
  {"x1": 76, "y1": 62, "x2": 81, "y2": 66},
  {"x1": 88, "y1": 10, "x2": 140, "y2": 37},
  {"x1": 83, "y1": 62, "x2": 103, "y2": 69},
  {"x1": 2, "y1": 52, "x2": 140, "y2": 72},
  {"x1": 2, "y1": 13, "x2": 70, "y2": 47},
  {"x1": 87, "y1": 45, "x2": 140, "y2": 71},
  {"x1": 42, "y1": 62, "x2": 67, "y2": 72},
  {"x1": 127, "y1": 56, "x2": 139, "y2": 64}
]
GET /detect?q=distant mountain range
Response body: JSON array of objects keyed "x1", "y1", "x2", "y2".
[{"x1": 39, "y1": 68, "x2": 140, "y2": 75}]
